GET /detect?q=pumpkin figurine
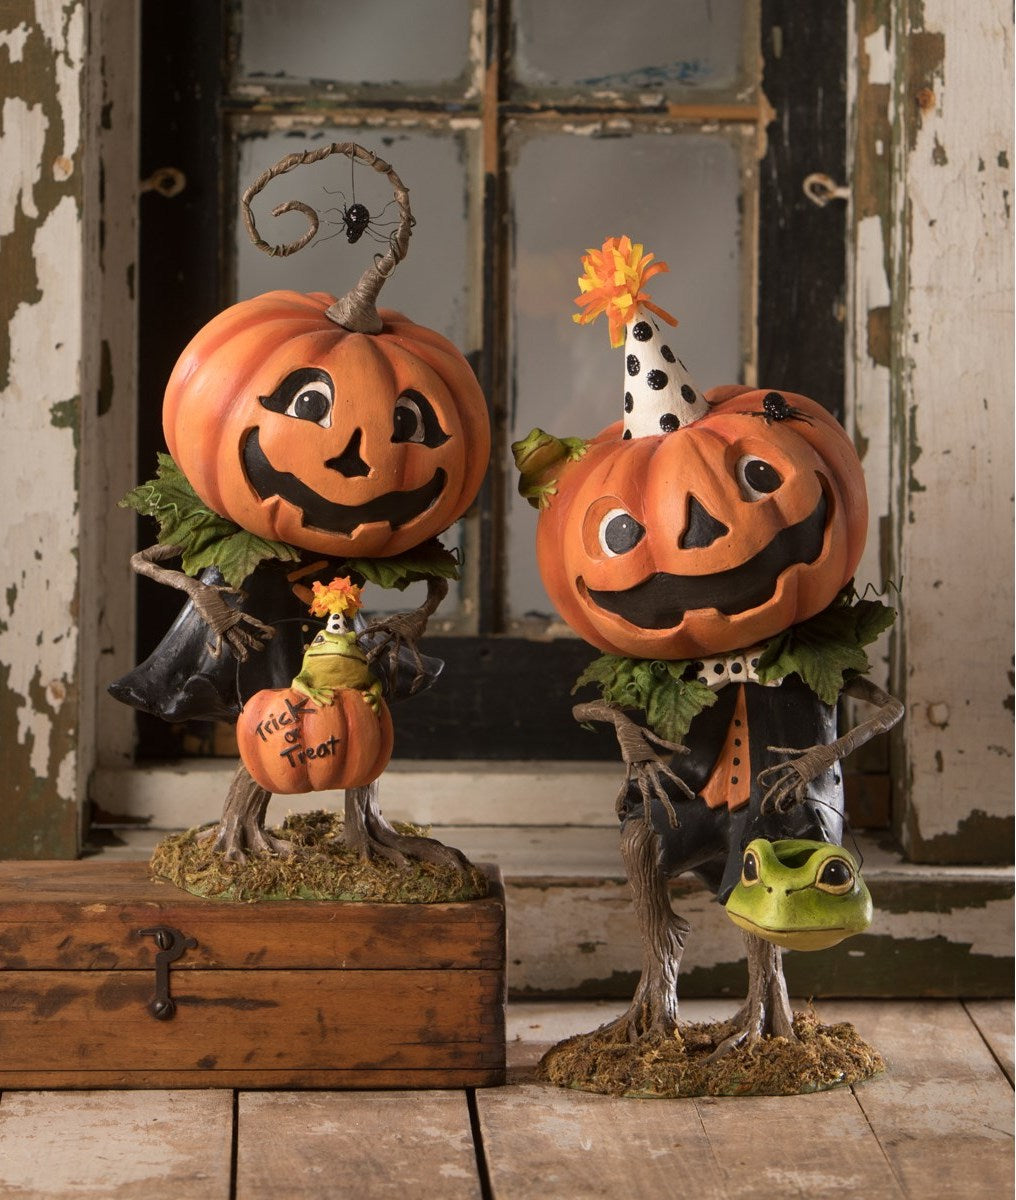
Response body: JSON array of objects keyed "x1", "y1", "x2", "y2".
[
  {"x1": 236, "y1": 579, "x2": 394, "y2": 795},
  {"x1": 513, "y1": 236, "x2": 903, "y2": 1095},
  {"x1": 110, "y1": 144, "x2": 490, "y2": 892}
]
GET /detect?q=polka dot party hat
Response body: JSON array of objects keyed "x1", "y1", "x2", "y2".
[{"x1": 573, "y1": 235, "x2": 710, "y2": 439}]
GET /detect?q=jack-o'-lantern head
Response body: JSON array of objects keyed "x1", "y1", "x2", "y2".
[
  {"x1": 164, "y1": 294, "x2": 489, "y2": 558},
  {"x1": 515, "y1": 236, "x2": 867, "y2": 660},
  {"x1": 163, "y1": 143, "x2": 489, "y2": 558},
  {"x1": 525, "y1": 387, "x2": 867, "y2": 660}
]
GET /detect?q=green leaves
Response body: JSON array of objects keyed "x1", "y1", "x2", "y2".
[
  {"x1": 573, "y1": 588, "x2": 897, "y2": 738},
  {"x1": 345, "y1": 540, "x2": 461, "y2": 590},
  {"x1": 756, "y1": 590, "x2": 897, "y2": 705},
  {"x1": 573, "y1": 655, "x2": 716, "y2": 743},
  {"x1": 119, "y1": 454, "x2": 300, "y2": 588},
  {"x1": 120, "y1": 455, "x2": 463, "y2": 592}
]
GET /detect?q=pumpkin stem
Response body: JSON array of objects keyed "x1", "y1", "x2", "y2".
[{"x1": 241, "y1": 141, "x2": 414, "y2": 334}]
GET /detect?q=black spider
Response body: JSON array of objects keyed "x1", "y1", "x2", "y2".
[
  {"x1": 339, "y1": 202, "x2": 371, "y2": 244},
  {"x1": 321, "y1": 157, "x2": 402, "y2": 248},
  {"x1": 750, "y1": 391, "x2": 813, "y2": 425}
]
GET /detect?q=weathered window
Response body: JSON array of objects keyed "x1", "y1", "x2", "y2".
[{"x1": 133, "y1": 0, "x2": 849, "y2": 768}]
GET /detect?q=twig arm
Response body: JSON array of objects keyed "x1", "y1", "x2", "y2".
[
  {"x1": 129, "y1": 543, "x2": 274, "y2": 662},
  {"x1": 573, "y1": 700, "x2": 693, "y2": 825},
  {"x1": 758, "y1": 675, "x2": 904, "y2": 813},
  {"x1": 358, "y1": 577, "x2": 449, "y2": 691}
]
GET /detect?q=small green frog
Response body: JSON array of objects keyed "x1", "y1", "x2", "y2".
[
  {"x1": 724, "y1": 838, "x2": 872, "y2": 951},
  {"x1": 291, "y1": 628, "x2": 382, "y2": 714},
  {"x1": 512, "y1": 427, "x2": 588, "y2": 509}
]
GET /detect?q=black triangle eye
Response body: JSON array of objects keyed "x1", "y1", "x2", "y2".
[{"x1": 392, "y1": 390, "x2": 450, "y2": 448}]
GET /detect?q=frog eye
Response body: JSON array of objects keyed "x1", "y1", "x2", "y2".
[
  {"x1": 311, "y1": 633, "x2": 326, "y2": 645},
  {"x1": 740, "y1": 850, "x2": 760, "y2": 886},
  {"x1": 815, "y1": 857, "x2": 855, "y2": 895}
]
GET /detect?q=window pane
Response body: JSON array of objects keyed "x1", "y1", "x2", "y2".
[
  {"x1": 236, "y1": 0, "x2": 476, "y2": 95},
  {"x1": 506, "y1": 127, "x2": 748, "y2": 624},
  {"x1": 511, "y1": 0, "x2": 751, "y2": 99},
  {"x1": 233, "y1": 124, "x2": 479, "y2": 617}
]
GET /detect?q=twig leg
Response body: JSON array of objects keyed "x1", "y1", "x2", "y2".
[
  {"x1": 709, "y1": 932, "x2": 796, "y2": 1059},
  {"x1": 198, "y1": 763, "x2": 293, "y2": 864},
  {"x1": 599, "y1": 818, "x2": 690, "y2": 1042},
  {"x1": 342, "y1": 779, "x2": 470, "y2": 871}
]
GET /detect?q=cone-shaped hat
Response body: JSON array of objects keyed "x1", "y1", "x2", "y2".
[{"x1": 573, "y1": 236, "x2": 709, "y2": 438}]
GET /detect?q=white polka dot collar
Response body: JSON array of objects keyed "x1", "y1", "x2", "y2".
[{"x1": 690, "y1": 646, "x2": 779, "y2": 692}]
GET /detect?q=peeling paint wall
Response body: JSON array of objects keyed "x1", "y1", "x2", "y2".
[
  {"x1": 0, "y1": 1, "x2": 87, "y2": 857},
  {"x1": 0, "y1": 1, "x2": 136, "y2": 857},
  {"x1": 848, "y1": 1, "x2": 1014, "y2": 863}
]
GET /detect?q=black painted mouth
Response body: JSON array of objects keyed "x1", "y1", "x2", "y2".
[
  {"x1": 242, "y1": 427, "x2": 446, "y2": 536},
  {"x1": 583, "y1": 492, "x2": 828, "y2": 629}
]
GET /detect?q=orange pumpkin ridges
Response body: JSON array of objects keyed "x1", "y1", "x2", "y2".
[
  {"x1": 163, "y1": 294, "x2": 490, "y2": 560},
  {"x1": 237, "y1": 687, "x2": 395, "y2": 795},
  {"x1": 535, "y1": 389, "x2": 869, "y2": 660}
]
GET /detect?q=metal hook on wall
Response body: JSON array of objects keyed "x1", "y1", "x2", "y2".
[{"x1": 803, "y1": 173, "x2": 851, "y2": 207}]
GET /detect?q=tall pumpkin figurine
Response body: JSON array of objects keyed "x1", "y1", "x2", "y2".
[
  {"x1": 514, "y1": 236, "x2": 903, "y2": 1095},
  {"x1": 110, "y1": 144, "x2": 489, "y2": 899}
]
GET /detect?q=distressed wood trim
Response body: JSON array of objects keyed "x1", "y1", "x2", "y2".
[
  {"x1": 0, "y1": 0, "x2": 90, "y2": 857},
  {"x1": 848, "y1": 0, "x2": 1014, "y2": 863},
  {"x1": 892, "y1": 0, "x2": 1014, "y2": 862},
  {"x1": 758, "y1": 0, "x2": 848, "y2": 408},
  {"x1": 84, "y1": 2, "x2": 139, "y2": 775}
]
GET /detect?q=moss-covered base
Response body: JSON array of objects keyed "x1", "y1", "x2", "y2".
[
  {"x1": 538, "y1": 1011, "x2": 884, "y2": 1097},
  {"x1": 150, "y1": 810, "x2": 489, "y2": 903}
]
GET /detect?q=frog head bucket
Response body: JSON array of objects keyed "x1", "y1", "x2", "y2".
[{"x1": 514, "y1": 237, "x2": 902, "y2": 1096}]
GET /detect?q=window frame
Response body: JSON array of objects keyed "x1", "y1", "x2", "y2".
[{"x1": 126, "y1": 0, "x2": 854, "y2": 770}]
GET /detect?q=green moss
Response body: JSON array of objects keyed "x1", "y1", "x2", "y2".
[
  {"x1": 539, "y1": 1010, "x2": 884, "y2": 1098},
  {"x1": 150, "y1": 810, "x2": 488, "y2": 904}
]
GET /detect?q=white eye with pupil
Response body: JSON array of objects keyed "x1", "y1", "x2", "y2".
[
  {"x1": 735, "y1": 454, "x2": 782, "y2": 501},
  {"x1": 393, "y1": 395, "x2": 425, "y2": 443},
  {"x1": 598, "y1": 508, "x2": 646, "y2": 556},
  {"x1": 287, "y1": 383, "x2": 332, "y2": 427}
]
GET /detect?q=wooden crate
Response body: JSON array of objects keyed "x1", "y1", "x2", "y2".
[{"x1": 0, "y1": 860, "x2": 505, "y2": 1089}]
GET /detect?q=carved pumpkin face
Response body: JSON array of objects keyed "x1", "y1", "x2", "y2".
[
  {"x1": 163, "y1": 291, "x2": 490, "y2": 558},
  {"x1": 535, "y1": 389, "x2": 868, "y2": 659}
]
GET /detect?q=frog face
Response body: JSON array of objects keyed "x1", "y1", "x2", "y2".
[
  {"x1": 724, "y1": 838, "x2": 872, "y2": 951},
  {"x1": 303, "y1": 629, "x2": 362, "y2": 662}
]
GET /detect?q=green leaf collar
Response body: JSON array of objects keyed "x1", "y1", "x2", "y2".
[
  {"x1": 573, "y1": 587, "x2": 896, "y2": 743},
  {"x1": 120, "y1": 453, "x2": 461, "y2": 592}
]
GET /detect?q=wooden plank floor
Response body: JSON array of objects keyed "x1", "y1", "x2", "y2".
[{"x1": 0, "y1": 1000, "x2": 1010, "y2": 1199}]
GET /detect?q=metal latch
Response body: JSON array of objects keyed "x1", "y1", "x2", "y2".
[{"x1": 139, "y1": 925, "x2": 197, "y2": 1020}]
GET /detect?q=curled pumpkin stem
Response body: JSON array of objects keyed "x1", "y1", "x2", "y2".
[{"x1": 240, "y1": 141, "x2": 414, "y2": 334}]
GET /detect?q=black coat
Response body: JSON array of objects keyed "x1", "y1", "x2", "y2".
[
  {"x1": 108, "y1": 558, "x2": 441, "y2": 721},
  {"x1": 621, "y1": 674, "x2": 844, "y2": 903}
]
